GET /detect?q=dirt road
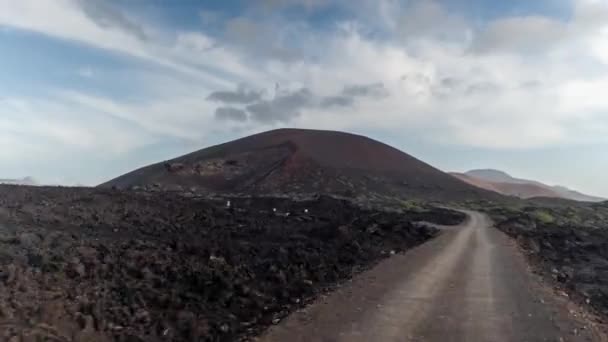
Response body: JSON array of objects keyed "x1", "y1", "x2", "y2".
[{"x1": 260, "y1": 211, "x2": 604, "y2": 342}]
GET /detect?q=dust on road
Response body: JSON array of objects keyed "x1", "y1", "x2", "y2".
[{"x1": 261, "y1": 212, "x2": 605, "y2": 342}]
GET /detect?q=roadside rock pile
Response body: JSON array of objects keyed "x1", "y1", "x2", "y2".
[
  {"x1": 0, "y1": 185, "x2": 450, "y2": 341},
  {"x1": 491, "y1": 206, "x2": 608, "y2": 318}
]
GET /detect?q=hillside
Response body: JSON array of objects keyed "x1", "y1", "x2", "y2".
[
  {"x1": 447, "y1": 173, "x2": 503, "y2": 193},
  {"x1": 101, "y1": 129, "x2": 496, "y2": 201},
  {"x1": 451, "y1": 169, "x2": 604, "y2": 202},
  {"x1": 0, "y1": 177, "x2": 37, "y2": 186},
  {"x1": 451, "y1": 172, "x2": 560, "y2": 199}
]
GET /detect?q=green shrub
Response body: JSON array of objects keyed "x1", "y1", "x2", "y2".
[
  {"x1": 532, "y1": 210, "x2": 555, "y2": 224},
  {"x1": 399, "y1": 199, "x2": 425, "y2": 212}
]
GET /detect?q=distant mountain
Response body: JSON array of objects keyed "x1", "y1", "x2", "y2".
[
  {"x1": 101, "y1": 128, "x2": 499, "y2": 201},
  {"x1": 550, "y1": 185, "x2": 606, "y2": 203},
  {"x1": 464, "y1": 169, "x2": 515, "y2": 183},
  {"x1": 450, "y1": 169, "x2": 604, "y2": 202},
  {"x1": 447, "y1": 173, "x2": 504, "y2": 194},
  {"x1": 0, "y1": 177, "x2": 37, "y2": 186}
]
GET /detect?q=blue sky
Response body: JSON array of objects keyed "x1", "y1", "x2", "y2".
[{"x1": 1, "y1": 0, "x2": 608, "y2": 197}]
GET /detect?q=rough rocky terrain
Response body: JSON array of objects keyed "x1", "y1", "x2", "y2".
[
  {"x1": 485, "y1": 201, "x2": 608, "y2": 320},
  {"x1": 261, "y1": 211, "x2": 606, "y2": 342},
  {"x1": 0, "y1": 184, "x2": 455, "y2": 342}
]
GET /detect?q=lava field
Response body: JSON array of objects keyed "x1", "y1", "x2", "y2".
[{"x1": 0, "y1": 185, "x2": 457, "y2": 341}]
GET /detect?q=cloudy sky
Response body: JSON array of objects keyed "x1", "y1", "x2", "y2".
[{"x1": 1, "y1": 0, "x2": 607, "y2": 196}]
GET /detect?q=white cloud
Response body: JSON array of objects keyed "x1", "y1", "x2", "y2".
[
  {"x1": 0, "y1": 0, "x2": 146, "y2": 59},
  {"x1": 398, "y1": 0, "x2": 469, "y2": 41},
  {"x1": 257, "y1": 0, "x2": 329, "y2": 11},
  {"x1": 57, "y1": 89, "x2": 218, "y2": 141},
  {"x1": 471, "y1": 0, "x2": 608, "y2": 57},
  {"x1": 471, "y1": 16, "x2": 568, "y2": 53},
  {"x1": 1, "y1": 0, "x2": 608, "y2": 187},
  {"x1": 0, "y1": 96, "x2": 155, "y2": 161},
  {"x1": 0, "y1": 0, "x2": 244, "y2": 88}
]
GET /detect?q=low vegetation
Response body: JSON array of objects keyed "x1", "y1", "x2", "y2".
[
  {"x1": 530, "y1": 210, "x2": 555, "y2": 224},
  {"x1": 398, "y1": 199, "x2": 426, "y2": 212}
]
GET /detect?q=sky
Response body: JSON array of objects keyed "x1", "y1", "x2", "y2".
[{"x1": 1, "y1": 0, "x2": 608, "y2": 196}]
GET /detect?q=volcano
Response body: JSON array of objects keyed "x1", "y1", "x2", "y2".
[{"x1": 101, "y1": 129, "x2": 496, "y2": 200}]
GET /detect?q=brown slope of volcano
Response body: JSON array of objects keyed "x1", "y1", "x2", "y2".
[
  {"x1": 491, "y1": 182, "x2": 563, "y2": 199},
  {"x1": 451, "y1": 172, "x2": 561, "y2": 199},
  {"x1": 449, "y1": 173, "x2": 503, "y2": 193},
  {"x1": 101, "y1": 129, "x2": 497, "y2": 200}
]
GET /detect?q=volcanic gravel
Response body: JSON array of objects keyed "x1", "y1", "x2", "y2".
[
  {"x1": 0, "y1": 185, "x2": 447, "y2": 342},
  {"x1": 490, "y1": 204, "x2": 608, "y2": 319}
]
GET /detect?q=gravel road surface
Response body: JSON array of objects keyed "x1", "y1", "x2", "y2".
[{"x1": 260, "y1": 212, "x2": 606, "y2": 342}]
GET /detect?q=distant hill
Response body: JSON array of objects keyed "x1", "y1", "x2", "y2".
[
  {"x1": 464, "y1": 169, "x2": 515, "y2": 183},
  {"x1": 101, "y1": 128, "x2": 498, "y2": 201},
  {"x1": 451, "y1": 169, "x2": 604, "y2": 202},
  {"x1": 0, "y1": 177, "x2": 37, "y2": 186}
]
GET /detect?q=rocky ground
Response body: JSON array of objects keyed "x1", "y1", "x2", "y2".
[
  {"x1": 0, "y1": 185, "x2": 458, "y2": 342},
  {"x1": 484, "y1": 201, "x2": 608, "y2": 320}
]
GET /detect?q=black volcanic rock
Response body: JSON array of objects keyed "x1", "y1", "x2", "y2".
[
  {"x1": 100, "y1": 129, "x2": 497, "y2": 201},
  {"x1": 488, "y1": 204, "x2": 608, "y2": 318},
  {"x1": 0, "y1": 184, "x2": 453, "y2": 341}
]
